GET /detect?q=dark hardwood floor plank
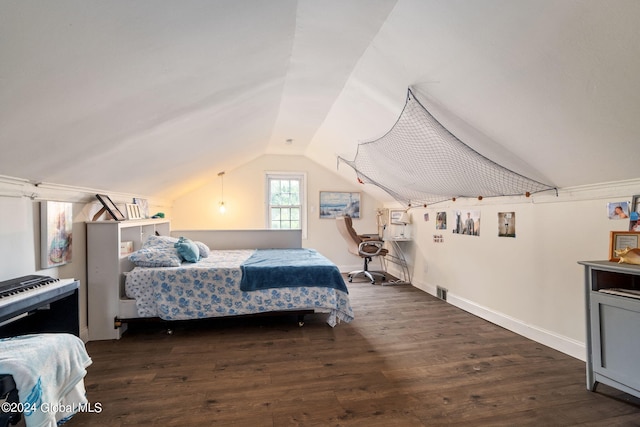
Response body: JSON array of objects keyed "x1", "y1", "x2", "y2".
[{"x1": 68, "y1": 280, "x2": 640, "y2": 426}]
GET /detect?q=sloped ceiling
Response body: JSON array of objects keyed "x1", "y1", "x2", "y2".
[{"x1": 1, "y1": 1, "x2": 639, "y2": 203}]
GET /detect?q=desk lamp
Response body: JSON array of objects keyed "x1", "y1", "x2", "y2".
[{"x1": 398, "y1": 211, "x2": 411, "y2": 237}]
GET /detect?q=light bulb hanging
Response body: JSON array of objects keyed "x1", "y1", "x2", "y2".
[{"x1": 218, "y1": 171, "x2": 226, "y2": 214}]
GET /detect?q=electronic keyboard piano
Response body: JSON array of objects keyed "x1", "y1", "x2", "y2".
[
  {"x1": 0, "y1": 276, "x2": 80, "y2": 426},
  {"x1": 0, "y1": 275, "x2": 79, "y2": 337}
]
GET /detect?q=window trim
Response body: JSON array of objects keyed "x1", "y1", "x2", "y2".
[{"x1": 265, "y1": 171, "x2": 307, "y2": 239}]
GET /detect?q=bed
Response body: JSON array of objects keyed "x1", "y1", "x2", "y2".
[{"x1": 122, "y1": 235, "x2": 353, "y2": 327}]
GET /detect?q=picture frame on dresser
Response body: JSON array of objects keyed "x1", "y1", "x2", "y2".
[
  {"x1": 126, "y1": 203, "x2": 142, "y2": 220},
  {"x1": 133, "y1": 197, "x2": 149, "y2": 219},
  {"x1": 608, "y1": 231, "x2": 640, "y2": 262},
  {"x1": 95, "y1": 194, "x2": 125, "y2": 221}
]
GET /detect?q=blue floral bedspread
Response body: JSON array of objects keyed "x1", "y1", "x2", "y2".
[{"x1": 125, "y1": 249, "x2": 353, "y2": 326}]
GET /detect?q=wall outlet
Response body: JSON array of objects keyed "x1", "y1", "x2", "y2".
[{"x1": 436, "y1": 286, "x2": 448, "y2": 301}]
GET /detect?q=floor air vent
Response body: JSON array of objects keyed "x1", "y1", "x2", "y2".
[{"x1": 436, "y1": 286, "x2": 448, "y2": 301}]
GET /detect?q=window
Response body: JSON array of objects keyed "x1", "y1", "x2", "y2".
[{"x1": 266, "y1": 172, "x2": 306, "y2": 238}]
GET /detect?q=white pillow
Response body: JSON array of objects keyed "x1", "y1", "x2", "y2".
[{"x1": 194, "y1": 241, "x2": 210, "y2": 258}]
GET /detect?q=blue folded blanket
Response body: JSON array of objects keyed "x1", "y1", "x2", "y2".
[{"x1": 240, "y1": 249, "x2": 348, "y2": 293}]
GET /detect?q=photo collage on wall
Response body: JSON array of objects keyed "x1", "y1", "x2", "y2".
[
  {"x1": 607, "y1": 197, "x2": 640, "y2": 232},
  {"x1": 432, "y1": 209, "x2": 517, "y2": 238}
]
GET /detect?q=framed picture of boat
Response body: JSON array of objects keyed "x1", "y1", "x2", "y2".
[{"x1": 319, "y1": 191, "x2": 360, "y2": 219}]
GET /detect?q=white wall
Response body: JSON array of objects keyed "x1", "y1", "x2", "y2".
[
  {"x1": 405, "y1": 180, "x2": 640, "y2": 360},
  {"x1": 171, "y1": 154, "x2": 383, "y2": 270}
]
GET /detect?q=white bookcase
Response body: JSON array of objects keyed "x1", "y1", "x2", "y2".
[{"x1": 86, "y1": 219, "x2": 170, "y2": 340}]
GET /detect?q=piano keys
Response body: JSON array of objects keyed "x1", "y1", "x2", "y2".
[
  {"x1": 0, "y1": 275, "x2": 79, "y2": 337},
  {"x1": 0, "y1": 275, "x2": 62, "y2": 297}
]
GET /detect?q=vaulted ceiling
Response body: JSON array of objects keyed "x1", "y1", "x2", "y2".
[{"x1": 1, "y1": 1, "x2": 639, "y2": 203}]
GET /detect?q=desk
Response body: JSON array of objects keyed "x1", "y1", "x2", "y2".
[{"x1": 384, "y1": 237, "x2": 412, "y2": 284}]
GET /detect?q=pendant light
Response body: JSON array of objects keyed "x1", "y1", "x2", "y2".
[{"x1": 218, "y1": 171, "x2": 226, "y2": 214}]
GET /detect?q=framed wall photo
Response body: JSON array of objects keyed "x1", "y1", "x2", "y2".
[
  {"x1": 319, "y1": 191, "x2": 360, "y2": 218},
  {"x1": 389, "y1": 209, "x2": 404, "y2": 225},
  {"x1": 41, "y1": 201, "x2": 73, "y2": 268},
  {"x1": 95, "y1": 194, "x2": 126, "y2": 221},
  {"x1": 609, "y1": 231, "x2": 640, "y2": 262}
]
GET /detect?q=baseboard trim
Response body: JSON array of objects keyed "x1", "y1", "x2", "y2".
[{"x1": 412, "y1": 280, "x2": 585, "y2": 361}]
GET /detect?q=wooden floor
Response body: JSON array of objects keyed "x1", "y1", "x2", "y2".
[{"x1": 71, "y1": 280, "x2": 640, "y2": 426}]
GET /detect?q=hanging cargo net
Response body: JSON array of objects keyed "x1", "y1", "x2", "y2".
[{"x1": 338, "y1": 88, "x2": 556, "y2": 207}]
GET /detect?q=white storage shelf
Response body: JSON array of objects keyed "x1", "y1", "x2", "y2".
[{"x1": 87, "y1": 219, "x2": 170, "y2": 340}]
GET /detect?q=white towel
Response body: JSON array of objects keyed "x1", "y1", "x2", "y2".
[{"x1": 0, "y1": 333, "x2": 92, "y2": 427}]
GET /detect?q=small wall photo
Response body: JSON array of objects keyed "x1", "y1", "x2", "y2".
[
  {"x1": 498, "y1": 212, "x2": 516, "y2": 237},
  {"x1": 608, "y1": 201, "x2": 629, "y2": 220},
  {"x1": 436, "y1": 211, "x2": 447, "y2": 230}
]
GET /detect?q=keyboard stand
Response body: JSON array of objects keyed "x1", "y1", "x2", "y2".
[{"x1": 0, "y1": 374, "x2": 20, "y2": 427}]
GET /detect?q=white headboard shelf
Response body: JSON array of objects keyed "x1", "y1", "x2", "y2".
[{"x1": 170, "y1": 229, "x2": 302, "y2": 250}]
